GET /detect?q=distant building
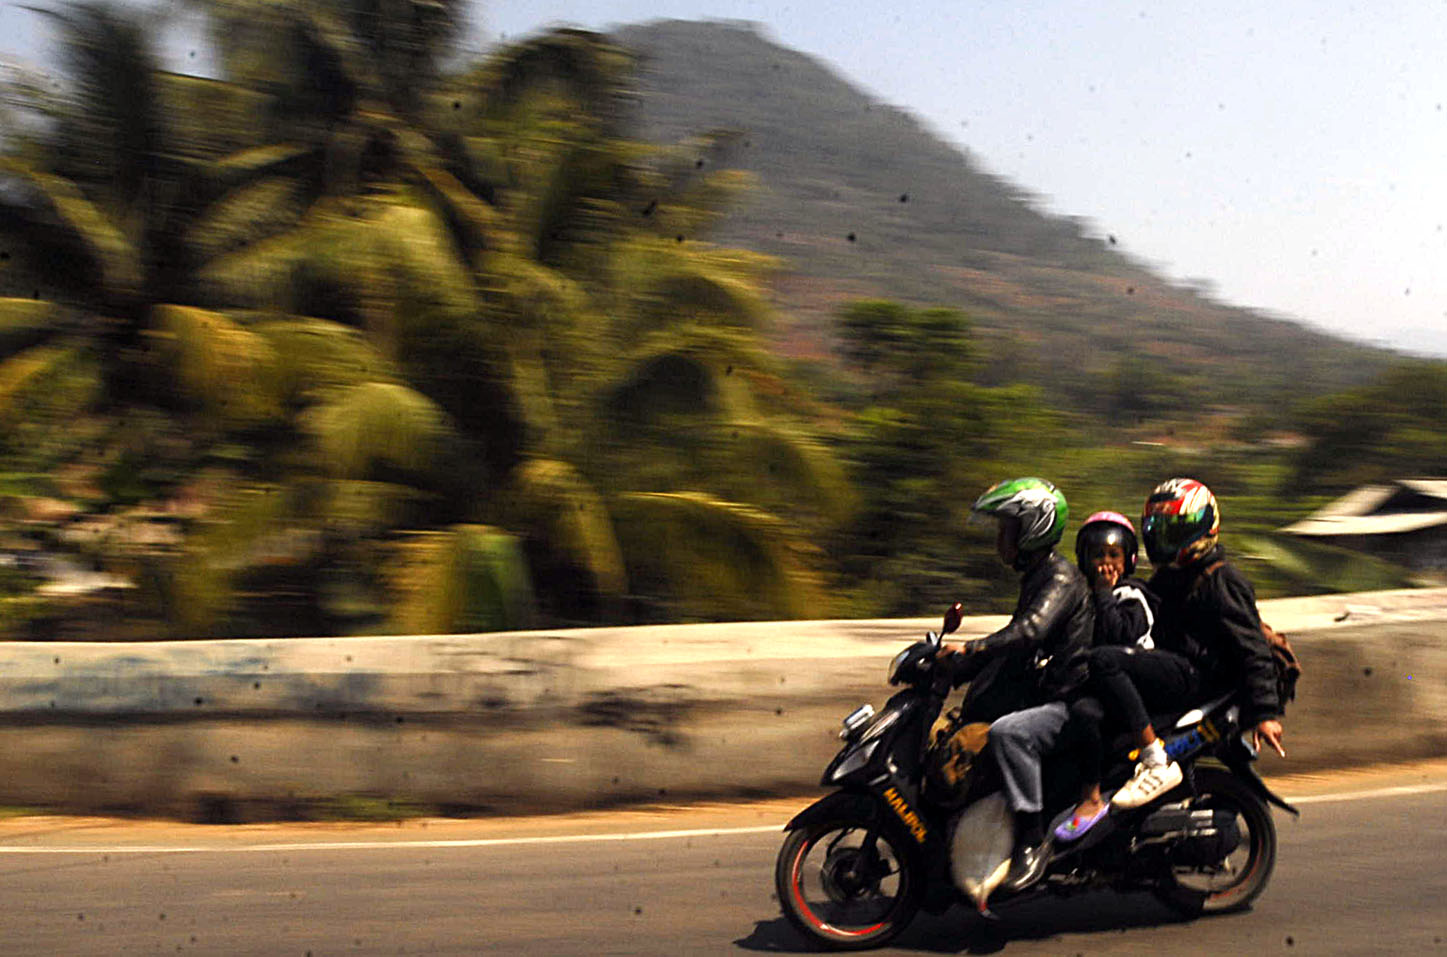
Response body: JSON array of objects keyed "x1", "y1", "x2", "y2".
[{"x1": 1281, "y1": 479, "x2": 1447, "y2": 572}]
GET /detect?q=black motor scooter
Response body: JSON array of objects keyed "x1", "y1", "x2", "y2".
[{"x1": 774, "y1": 605, "x2": 1297, "y2": 951}]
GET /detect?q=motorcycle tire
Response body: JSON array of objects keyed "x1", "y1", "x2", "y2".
[
  {"x1": 775, "y1": 816, "x2": 920, "y2": 950},
  {"x1": 1154, "y1": 767, "x2": 1277, "y2": 915}
]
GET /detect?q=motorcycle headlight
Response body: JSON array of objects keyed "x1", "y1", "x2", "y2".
[
  {"x1": 888, "y1": 647, "x2": 913, "y2": 683},
  {"x1": 830, "y1": 738, "x2": 881, "y2": 782}
]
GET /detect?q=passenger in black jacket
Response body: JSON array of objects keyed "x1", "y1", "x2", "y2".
[
  {"x1": 1056, "y1": 512, "x2": 1189, "y2": 840},
  {"x1": 1146, "y1": 548, "x2": 1283, "y2": 731},
  {"x1": 941, "y1": 478, "x2": 1093, "y2": 892},
  {"x1": 1133, "y1": 479, "x2": 1285, "y2": 794}
]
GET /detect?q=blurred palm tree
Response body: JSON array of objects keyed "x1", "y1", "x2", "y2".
[
  {"x1": 169, "y1": 8, "x2": 851, "y2": 624},
  {"x1": 0, "y1": 2, "x2": 465, "y2": 636},
  {"x1": 427, "y1": 33, "x2": 853, "y2": 623},
  {"x1": 0, "y1": 3, "x2": 322, "y2": 393},
  {"x1": 0, "y1": 4, "x2": 851, "y2": 633}
]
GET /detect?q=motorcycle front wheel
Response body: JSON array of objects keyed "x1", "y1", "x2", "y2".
[
  {"x1": 1154, "y1": 767, "x2": 1277, "y2": 915},
  {"x1": 775, "y1": 816, "x2": 920, "y2": 950}
]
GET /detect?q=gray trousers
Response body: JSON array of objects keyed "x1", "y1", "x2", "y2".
[{"x1": 989, "y1": 702, "x2": 1070, "y2": 814}]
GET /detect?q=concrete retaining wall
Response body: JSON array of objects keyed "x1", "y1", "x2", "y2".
[{"x1": 0, "y1": 589, "x2": 1443, "y2": 820}]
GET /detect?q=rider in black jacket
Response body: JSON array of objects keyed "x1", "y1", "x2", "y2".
[
  {"x1": 1140, "y1": 479, "x2": 1285, "y2": 764},
  {"x1": 941, "y1": 477, "x2": 1093, "y2": 892}
]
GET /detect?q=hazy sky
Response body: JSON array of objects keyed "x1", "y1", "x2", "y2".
[{"x1": 5, "y1": 1, "x2": 1446, "y2": 357}]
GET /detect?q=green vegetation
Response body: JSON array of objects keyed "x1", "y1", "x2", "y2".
[
  {"x1": 0, "y1": 7, "x2": 1433, "y2": 640},
  {"x1": 1290, "y1": 361, "x2": 1447, "y2": 493},
  {"x1": 0, "y1": 3, "x2": 853, "y2": 635}
]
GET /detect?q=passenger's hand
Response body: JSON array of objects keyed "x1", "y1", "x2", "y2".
[
  {"x1": 1095, "y1": 564, "x2": 1121, "y2": 588},
  {"x1": 1253, "y1": 719, "x2": 1286, "y2": 757}
]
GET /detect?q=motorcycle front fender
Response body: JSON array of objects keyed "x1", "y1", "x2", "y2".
[
  {"x1": 783, "y1": 789, "x2": 936, "y2": 863},
  {"x1": 784, "y1": 790, "x2": 882, "y2": 833}
]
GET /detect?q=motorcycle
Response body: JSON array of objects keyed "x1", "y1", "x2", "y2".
[{"x1": 774, "y1": 604, "x2": 1297, "y2": 950}]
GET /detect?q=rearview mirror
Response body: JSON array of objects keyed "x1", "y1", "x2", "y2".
[{"x1": 941, "y1": 602, "x2": 964, "y2": 637}]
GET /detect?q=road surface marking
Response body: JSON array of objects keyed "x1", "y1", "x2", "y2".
[
  {"x1": 0, "y1": 825, "x2": 785, "y2": 854},
  {"x1": 0, "y1": 780, "x2": 1443, "y2": 855},
  {"x1": 1286, "y1": 781, "x2": 1447, "y2": 805}
]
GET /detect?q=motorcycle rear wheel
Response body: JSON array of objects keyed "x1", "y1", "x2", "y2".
[
  {"x1": 1154, "y1": 767, "x2": 1277, "y2": 915},
  {"x1": 776, "y1": 817, "x2": 920, "y2": 950}
]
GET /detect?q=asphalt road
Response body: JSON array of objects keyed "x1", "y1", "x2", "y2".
[{"x1": 0, "y1": 764, "x2": 1444, "y2": 956}]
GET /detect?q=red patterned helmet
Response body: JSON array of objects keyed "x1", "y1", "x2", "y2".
[
  {"x1": 1142, "y1": 478, "x2": 1220, "y2": 566},
  {"x1": 1075, "y1": 511, "x2": 1139, "y2": 577}
]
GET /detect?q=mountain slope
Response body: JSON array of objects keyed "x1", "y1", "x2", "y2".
[{"x1": 614, "y1": 20, "x2": 1394, "y2": 408}]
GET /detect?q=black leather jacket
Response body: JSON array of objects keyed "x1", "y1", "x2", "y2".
[
  {"x1": 955, "y1": 551, "x2": 1094, "y2": 707},
  {"x1": 1148, "y1": 545, "x2": 1281, "y2": 725}
]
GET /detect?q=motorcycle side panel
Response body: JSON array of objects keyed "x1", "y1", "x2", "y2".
[
  {"x1": 948, "y1": 791, "x2": 1014, "y2": 908},
  {"x1": 1220, "y1": 747, "x2": 1301, "y2": 817}
]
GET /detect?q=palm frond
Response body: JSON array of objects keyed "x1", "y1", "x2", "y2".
[
  {"x1": 250, "y1": 315, "x2": 399, "y2": 407},
  {"x1": 601, "y1": 324, "x2": 772, "y2": 423},
  {"x1": 186, "y1": 176, "x2": 308, "y2": 263},
  {"x1": 649, "y1": 168, "x2": 757, "y2": 240},
  {"x1": 643, "y1": 267, "x2": 770, "y2": 330},
  {"x1": 388, "y1": 524, "x2": 536, "y2": 633},
  {"x1": 33, "y1": 1, "x2": 168, "y2": 207},
  {"x1": 0, "y1": 157, "x2": 142, "y2": 302},
  {"x1": 407, "y1": 160, "x2": 510, "y2": 261},
  {"x1": 194, "y1": 198, "x2": 367, "y2": 313},
  {"x1": 482, "y1": 255, "x2": 590, "y2": 440},
  {"x1": 514, "y1": 140, "x2": 633, "y2": 269},
  {"x1": 154, "y1": 304, "x2": 282, "y2": 427},
  {"x1": 611, "y1": 491, "x2": 822, "y2": 621},
  {"x1": 603, "y1": 348, "x2": 721, "y2": 422},
  {"x1": 208, "y1": 142, "x2": 318, "y2": 195},
  {"x1": 483, "y1": 252, "x2": 589, "y2": 328},
  {"x1": 611, "y1": 237, "x2": 779, "y2": 333},
  {"x1": 371, "y1": 200, "x2": 475, "y2": 317},
  {"x1": 153, "y1": 72, "x2": 274, "y2": 160},
  {"x1": 504, "y1": 457, "x2": 627, "y2": 602},
  {"x1": 0, "y1": 298, "x2": 67, "y2": 357},
  {"x1": 471, "y1": 28, "x2": 633, "y2": 131},
  {"x1": 301, "y1": 380, "x2": 450, "y2": 479},
  {"x1": 722, "y1": 422, "x2": 857, "y2": 525},
  {"x1": 0, "y1": 344, "x2": 75, "y2": 424}
]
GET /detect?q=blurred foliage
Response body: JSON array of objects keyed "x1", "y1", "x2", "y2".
[
  {"x1": 0, "y1": 2, "x2": 854, "y2": 636},
  {"x1": 827, "y1": 300, "x2": 1064, "y2": 615},
  {"x1": 1289, "y1": 361, "x2": 1447, "y2": 494},
  {"x1": 388, "y1": 525, "x2": 535, "y2": 634},
  {"x1": 0, "y1": 3, "x2": 1430, "y2": 640}
]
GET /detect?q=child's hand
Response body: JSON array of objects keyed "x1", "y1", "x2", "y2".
[{"x1": 1094, "y1": 564, "x2": 1121, "y2": 588}]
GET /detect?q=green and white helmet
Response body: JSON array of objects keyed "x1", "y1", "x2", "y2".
[{"x1": 971, "y1": 477, "x2": 1069, "y2": 553}]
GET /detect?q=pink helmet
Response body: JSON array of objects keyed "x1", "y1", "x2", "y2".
[{"x1": 1074, "y1": 510, "x2": 1139, "y2": 577}]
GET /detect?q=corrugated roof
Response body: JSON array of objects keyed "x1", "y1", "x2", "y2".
[
  {"x1": 1401, "y1": 479, "x2": 1447, "y2": 500},
  {"x1": 1306, "y1": 484, "x2": 1396, "y2": 520},
  {"x1": 1281, "y1": 512, "x2": 1447, "y2": 536},
  {"x1": 1282, "y1": 478, "x2": 1447, "y2": 537}
]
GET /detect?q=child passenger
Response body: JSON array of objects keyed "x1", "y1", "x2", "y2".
[{"x1": 1052, "y1": 511, "x2": 1179, "y2": 841}]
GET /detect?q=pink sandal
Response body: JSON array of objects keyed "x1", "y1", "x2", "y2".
[{"x1": 1054, "y1": 801, "x2": 1111, "y2": 842}]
